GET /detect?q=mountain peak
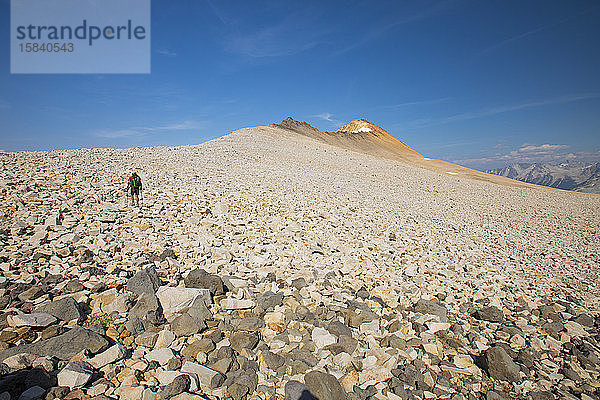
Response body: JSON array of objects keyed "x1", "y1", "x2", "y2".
[
  {"x1": 275, "y1": 117, "x2": 322, "y2": 136},
  {"x1": 336, "y1": 119, "x2": 385, "y2": 134}
]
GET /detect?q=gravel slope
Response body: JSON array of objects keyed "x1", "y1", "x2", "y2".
[{"x1": 1, "y1": 125, "x2": 599, "y2": 400}]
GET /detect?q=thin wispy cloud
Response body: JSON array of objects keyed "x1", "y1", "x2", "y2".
[
  {"x1": 206, "y1": 0, "x2": 230, "y2": 25},
  {"x1": 410, "y1": 93, "x2": 600, "y2": 128},
  {"x1": 333, "y1": 0, "x2": 456, "y2": 56},
  {"x1": 93, "y1": 120, "x2": 203, "y2": 139},
  {"x1": 156, "y1": 48, "x2": 177, "y2": 57},
  {"x1": 478, "y1": 5, "x2": 599, "y2": 56},
  {"x1": 384, "y1": 97, "x2": 451, "y2": 109},
  {"x1": 332, "y1": 20, "x2": 403, "y2": 57},
  {"x1": 225, "y1": 10, "x2": 331, "y2": 58},
  {"x1": 312, "y1": 112, "x2": 342, "y2": 127}
]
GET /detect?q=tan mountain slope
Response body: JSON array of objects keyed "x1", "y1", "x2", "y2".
[{"x1": 274, "y1": 117, "x2": 539, "y2": 189}]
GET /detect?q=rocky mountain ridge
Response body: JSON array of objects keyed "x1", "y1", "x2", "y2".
[{"x1": 486, "y1": 161, "x2": 600, "y2": 194}]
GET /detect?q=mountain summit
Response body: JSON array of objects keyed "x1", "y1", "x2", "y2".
[
  {"x1": 336, "y1": 118, "x2": 391, "y2": 135},
  {"x1": 335, "y1": 118, "x2": 423, "y2": 157},
  {"x1": 272, "y1": 117, "x2": 536, "y2": 189},
  {"x1": 275, "y1": 117, "x2": 423, "y2": 160}
]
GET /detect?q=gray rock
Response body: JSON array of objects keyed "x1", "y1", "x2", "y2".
[
  {"x1": 291, "y1": 278, "x2": 307, "y2": 290},
  {"x1": 355, "y1": 287, "x2": 369, "y2": 300},
  {"x1": 18, "y1": 286, "x2": 45, "y2": 302},
  {"x1": 35, "y1": 297, "x2": 81, "y2": 321},
  {"x1": 230, "y1": 370, "x2": 258, "y2": 394},
  {"x1": 475, "y1": 306, "x2": 504, "y2": 323},
  {"x1": 126, "y1": 317, "x2": 145, "y2": 336},
  {"x1": 413, "y1": 299, "x2": 448, "y2": 323},
  {"x1": 529, "y1": 391, "x2": 555, "y2": 400},
  {"x1": 167, "y1": 357, "x2": 182, "y2": 371},
  {"x1": 304, "y1": 371, "x2": 348, "y2": 400},
  {"x1": 135, "y1": 331, "x2": 159, "y2": 348},
  {"x1": 574, "y1": 314, "x2": 594, "y2": 327},
  {"x1": 256, "y1": 292, "x2": 283, "y2": 311},
  {"x1": 287, "y1": 349, "x2": 318, "y2": 367},
  {"x1": 285, "y1": 381, "x2": 316, "y2": 400},
  {"x1": 159, "y1": 374, "x2": 191, "y2": 399},
  {"x1": 57, "y1": 361, "x2": 94, "y2": 389},
  {"x1": 129, "y1": 293, "x2": 165, "y2": 324},
  {"x1": 65, "y1": 280, "x2": 84, "y2": 293},
  {"x1": 393, "y1": 364, "x2": 424, "y2": 388},
  {"x1": 294, "y1": 305, "x2": 316, "y2": 322},
  {"x1": 209, "y1": 358, "x2": 233, "y2": 374},
  {"x1": 0, "y1": 367, "x2": 55, "y2": 399},
  {"x1": 333, "y1": 335, "x2": 358, "y2": 355},
  {"x1": 353, "y1": 385, "x2": 376, "y2": 400},
  {"x1": 10, "y1": 313, "x2": 56, "y2": 328},
  {"x1": 517, "y1": 348, "x2": 537, "y2": 369},
  {"x1": 486, "y1": 391, "x2": 505, "y2": 400},
  {"x1": 227, "y1": 383, "x2": 249, "y2": 400},
  {"x1": 327, "y1": 321, "x2": 352, "y2": 338},
  {"x1": 232, "y1": 317, "x2": 265, "y2": 331},
  {"x1": 382, "y1": 335, "x2": 406, "y2": 350},
  {"x1": 45, "y1": 386, "x2": 70, "y2": 400},
  {"x1": 127, "y1": 267, "x2": 160, "y2": 296},
  {"x1": 181, "y1": 361, "x2": 225, "y2": 388},
  {"x1": 88, "y1": 344, "x2": 126, "y2": 369},
  {"x1": 187, "y1": 297, "x2": 213, "y2": 321},
  {"x1": 181, "y1": 338, "x2": 215, "y2": 358},
  {"x1": 562, "y1": 366, "x2": 581, "y2": 381},
  {"x1": 348, "y1": 309, "x2": 378, "y2": 328},
  {"x1": 184, "y1": 268, "x2": 225, "y2": 296},
  {"x1": 480, "y1": 346, "x2": 520, "y2": 382},
  {"x1": 18, "y1": 386, "x2": 45, "y2": 400},
  {"x1": 542, "y1": 321, "x2": 564, "y2": 339},
  {"x1": 171, "y1": 313, "x2": 206, "y2": 337},
  {"x1": 262, "y1": 350, "x2": 285, "y2": 370},
  {"x1": 0, "y1": 327, "x2": 109, "y2": 362},
  {"x1": 230, "y1": 332, "x2": 259, "y2": 353}
]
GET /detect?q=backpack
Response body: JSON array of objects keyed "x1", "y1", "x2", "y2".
[{"x1": 132, "y1": 175, "x2": 142, "y2": 188}]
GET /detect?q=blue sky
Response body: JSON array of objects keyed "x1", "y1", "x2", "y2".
[{"x1": 1, "y1": 0, "x2": 599, "y2": 170}]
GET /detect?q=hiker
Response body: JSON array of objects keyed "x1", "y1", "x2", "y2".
[{"x1": 127, "y1": 172, "x2": 143, "y2": 206}]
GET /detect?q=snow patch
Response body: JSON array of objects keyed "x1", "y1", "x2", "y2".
[
  {"x1": 445, "y1": 171, "x2": 458, "y2": 175},
  {"x1": 356, "y1": 127, "x2": 371, "y2": 133},
  {"x1": 423, "y1": 157, "x2": 431, "y2": 160}
]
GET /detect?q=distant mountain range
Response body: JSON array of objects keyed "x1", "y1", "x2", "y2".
[{"x1": 485, "y1": 161, "x2": 600, "y2": 193}]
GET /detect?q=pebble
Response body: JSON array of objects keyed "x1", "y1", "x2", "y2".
[
  {"x1": 156, "y1": 287, "x2": 211, "y2": 315},
  {"x1": 57, "y1": 361, "x2": 95, "y2": 389},
  {"x1": 145, "y1": 348, "x2": 175, "y2": 366},
  {"x1": 89, "y1": 343, "x2": 126, "y2": 368},
  {"x1": 312, "y1": 327, "x2": 337, "y2": 349},
  {"x1": 220, "y1": 298, "x2": 256, "y2": 310},
  {"x1": 10, "y1": 313, "x2": 57, "y2": 328}
]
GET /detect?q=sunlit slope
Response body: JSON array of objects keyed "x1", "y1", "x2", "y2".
[{"x1": 273, "y1": 117, "x2": 537, "y2": 189}]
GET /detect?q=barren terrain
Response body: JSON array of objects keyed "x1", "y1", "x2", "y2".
[{"x1": 0, "y1": 124, "x2": 599, "y2": 400}]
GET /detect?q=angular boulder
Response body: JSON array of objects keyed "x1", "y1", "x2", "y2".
[{"x1": 184, "y1": 268, "x2": 225, "y2": 296}]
